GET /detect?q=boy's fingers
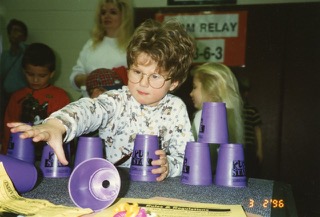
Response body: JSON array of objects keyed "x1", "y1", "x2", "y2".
[
  {"x1": 52, "y1": 146, "x2": 69, "y2": 165},
  {"x1": 8, "y1": 122, "x2": 32, "y2": 133}
]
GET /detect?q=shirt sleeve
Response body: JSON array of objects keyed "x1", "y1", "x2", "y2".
[
  {"x1": 69, "y1": 39, "x2": 92, "y2": 91},
  {"x1": 191, "y1": 110, "x2": 202, "y2": 141},
  {"x1": 47, "y1": 96, "x2": 117, "y2": 142},
  {"x1": 163, "y1": 98, "x2": 194, "y2": 177}
]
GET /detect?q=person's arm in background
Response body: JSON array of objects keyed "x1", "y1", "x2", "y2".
[
  {"x1": 255, "y1": 125, "x2": 263, "y2": 163},
  {"x1": 73, "y1": 74, "x2": 88, "y2": 89},
  {"x1": 69, "y1": 39, "x2": 92, "y2": 91}
]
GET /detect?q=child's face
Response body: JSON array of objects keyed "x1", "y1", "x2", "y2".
[
  {"x1": 100, "y1": 2, "x2": 122, "y2": 35},
  {"x1": 9, "y1": 25, "x2": 26, "y2": 45},
  {"x1": 90, "y1": 87, "x2": 106, "y2": 98},
  {"x1": 128, "y1": 53, "x2": 178, "y2": 107},
  {"x1": 190, "y1": 76, "x2": 209, "y2": 110},
  {"x1": 24, "y1": 64, "x2": 54, "y2": 90}
]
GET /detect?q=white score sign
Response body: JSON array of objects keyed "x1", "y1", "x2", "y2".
[{"x1": 161, "y1": 11, "x2": 247, "y2": 66}]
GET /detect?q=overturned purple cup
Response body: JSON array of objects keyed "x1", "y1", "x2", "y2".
[
  {"x1": 129, "y1": 134, "x2": 160, "y2": 182},
  {"x1": 68, "y1": 158, "x2": 121, "y2": 212},
  {"x1": 0, "y1": 154, "x2": 38, "y2": 193},
  {"x1": 74, "y1": 136, "x2": 104, "y2": 168},
  {"x1": 40, "y1": 144, "x2": 71, "y2": 178},
  {"x1": 198, "y1": 102, "x2": 229, "y2": 144},
  {"x1": 7, "y1": 132, "x2": 35, "y2": 164},
  {"x1": 214, "y1": 143, "x2": 247, "y2": 187},
  {"x1": 181, "y1": 141, "x2": 212, "y2": 186}
]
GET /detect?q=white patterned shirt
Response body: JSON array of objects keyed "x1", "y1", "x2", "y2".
[{"x1": 49, "y1": 86, "x2": 194, "y2": 177}]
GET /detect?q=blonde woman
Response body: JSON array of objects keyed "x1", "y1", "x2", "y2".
[
  {"x1": 70, "y1": 0, "x2": 134, "y2": 97},
  {"x1": 190, "y1": 62, "x2": 244, "y2": 144}
]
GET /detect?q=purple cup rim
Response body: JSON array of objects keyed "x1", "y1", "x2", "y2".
[
  {"x1": 202, "y1": 102, "x2": 226, "y2": 107},
  {"x1": 135, "y1": 134, "x2": 158, "y2": 139}
]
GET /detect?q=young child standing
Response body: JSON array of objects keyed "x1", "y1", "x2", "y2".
[
  {"x1": 8, "y1": 19, "x2": 196, "y2": 182},
  {"x1": 1, "y1": 43, "x2": 70, "y2": 154},
  {"x1": 190, "y1": 62, "x2": 244, "y2": 144},
  {"x1": 85, "y1": 67, "x2": 127, "y2": 98}
]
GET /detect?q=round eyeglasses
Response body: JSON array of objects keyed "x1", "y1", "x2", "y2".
[{"x1": 128, "y1": 69, "x2": 171, "y2": 89}]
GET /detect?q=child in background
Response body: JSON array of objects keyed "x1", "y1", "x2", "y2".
[
  {"x1": 238, "y1": 76, "x2": 263, "y2": 178},
  {"x1": 190, "y1": 62, "x2": 244, "y2": 173},
  {"x1": 0, "y1": 19, "x2": 29, "y2": 150},
  {"x1": 85, "y1": 67, "x2": 125, "y2": 137},
  {"x1": 86, "y1": 67, "x2": 126, "y2": 98},
  {"x1": 1, "y1": 43, "x2": 70, "y2": 154},
  {"x1": 190, "y1": 62, "x2": 244, "y2": 144},
  {"x1": 8, "y1": 19, "x2": 196, "y2": 182},
  {"x1": 0, "y1": 19, "x2": 29, "y2": 95}
]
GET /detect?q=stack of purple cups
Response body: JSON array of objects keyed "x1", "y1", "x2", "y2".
[{"x1": 195, "y1": 102, "x2": 247, "y2": 187}]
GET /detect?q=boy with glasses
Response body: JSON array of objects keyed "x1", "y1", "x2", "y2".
[{"x1": 7, "y1": 19, "x2": 195, "y2": 182}]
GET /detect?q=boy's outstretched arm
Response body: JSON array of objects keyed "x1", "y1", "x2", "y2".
[{"x1": 7, "y1": 119, "x2": 68, "y2": 165}]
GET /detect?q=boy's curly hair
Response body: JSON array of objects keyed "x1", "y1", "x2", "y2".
[{"x1": 127, "y1": 19, "x2": 195, "y2": 90}]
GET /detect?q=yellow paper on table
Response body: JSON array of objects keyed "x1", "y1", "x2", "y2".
[
  {"x1": 0, "y1": 162, "x2": 93, "y2": 217},
  {"x1": 96, "y1": 197, "x2": 248, "y2": 217}
]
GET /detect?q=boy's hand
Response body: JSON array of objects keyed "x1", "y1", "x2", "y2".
[
  {"x1": 151, "y1": 149, "x2": 169, "y2": 182},
  {"x1": 7, "y1": 119, "x2": 68, "y2": 165}
]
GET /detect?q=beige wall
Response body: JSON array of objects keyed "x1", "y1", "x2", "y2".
[{"x1": 0, "y1": 0, "x2": 319, "y2": 100}]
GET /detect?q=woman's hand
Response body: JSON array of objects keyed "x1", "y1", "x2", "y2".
[
  {"x1": 151, "y1": 149, "x2": 169, "y2": 182},
  {"x1": 7, "y1": 119, "x2": 68, "y2": 165}
]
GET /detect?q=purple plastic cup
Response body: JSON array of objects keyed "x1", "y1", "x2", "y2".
[
  {"x1": 181, "y1": 141, "x2": 212, "y2": 186},
  {"x1": 129, "y1": 134, "x2": 160, "y2": 182},
  {"x1": 214, "y1": 143, "x2": 247, "y2": 187},
  {"x1": 198, "y1": 102, "x2": 229, "y2": 144},
  {"x1": 40, "y1": 144, "x2": 71, "y2": 178},
  {"x1": 7, "y1": 132, "x2": 35, "y2": 164},
  {"x1": 0, "y1": 154, "x2": 38, "y2": 193},
  {"x1": 68, "y1": 158, "x2": 121, "y2": 212},
  {"x1": 74, "y1": 136, "x2": 103, "y2": 168}
]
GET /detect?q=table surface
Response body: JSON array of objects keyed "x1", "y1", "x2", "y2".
[{"x1": 21, "y1": 167, "x2": 298, "y2": 217}]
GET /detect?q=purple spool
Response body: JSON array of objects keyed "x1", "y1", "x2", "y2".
[
  {"x1": 214, "y1": 143, "x2": 247, "y2": 187},
  {"x1": 198, "y1": 102, "x2": 229, "y2": 144},
  {"x1": 68, "y1": 158, "x2": 121, "y2": 212},
  {"x1": 129, "y1": 134, "x2": 160, "y2": 182},
  {"x1": 0, "y1": 154, "x2": 38, "y2": 193},
  {"x1": 181, "y1": 142, "x2": 212, "y2": 186},
  {"x1": 7, "y1": 132, "x2": 35, "y2": 164},
  {"x1": 74, "y1": 136, "x2": 104, "y2": 168}
]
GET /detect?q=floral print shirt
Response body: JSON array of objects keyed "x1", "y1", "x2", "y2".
[{"x1": 49, "y1": 86, "x2": 194, "y2": 177}]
